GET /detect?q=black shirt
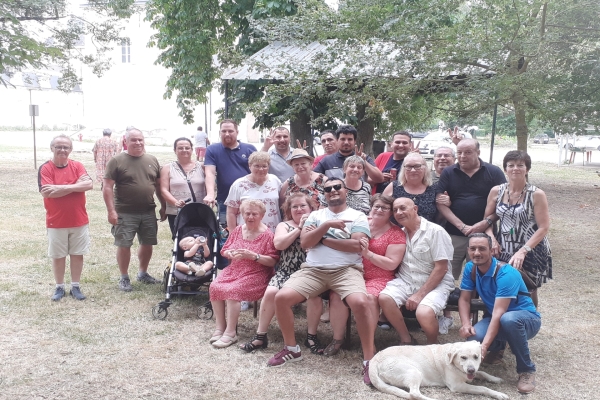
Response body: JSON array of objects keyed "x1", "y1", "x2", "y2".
[{"x1": 436, "y1": 159, "x2": 506, "y2": 236}]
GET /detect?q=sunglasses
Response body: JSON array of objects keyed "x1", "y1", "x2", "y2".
[{"x1": 324, "y1": 184, "x2": 344, "y2": 193}]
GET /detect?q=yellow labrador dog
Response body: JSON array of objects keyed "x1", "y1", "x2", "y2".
[{"x1": 369, "y1": 341, "x2": 508, "y2": 400}]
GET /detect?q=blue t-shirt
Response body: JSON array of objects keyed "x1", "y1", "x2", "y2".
[
  {"x1": 376, "y1": 157, "x2": 404, "y2": 193},
  {"x1": 460, "y1": 258, "x2": 539, "y2": 317},
  {"x1": 313, "y1": 151, "x2": 376, "y2": 180},
  {"x1": 204, "y1": 141, "x2": 257, "y2": 202}
]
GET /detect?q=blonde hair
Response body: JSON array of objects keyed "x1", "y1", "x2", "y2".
[
  {"x1": 239, "y1": 199, "x2": 266, "y2": 215},
  {"x1": 248, "y1": 151, "x2": 271, "y2": 166},
  {"x1": 398, "y1": 153, "x2": 432, "y2": 186}
]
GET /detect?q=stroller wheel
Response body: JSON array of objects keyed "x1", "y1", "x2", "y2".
[
  {"x1": 152, "y1": 305, "x2": 169, "y2": 320},
  {"x1": 197, "y1": 304, "x2": 213, "y2": 320}
]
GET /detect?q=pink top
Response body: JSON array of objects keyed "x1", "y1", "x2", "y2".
[{"x1": 363, "y1": 224, "x2": 406, "y2": 296}]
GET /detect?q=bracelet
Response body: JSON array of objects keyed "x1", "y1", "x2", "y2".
[{"x1": 459, "y1": 224, "x2": 466, "y2": 232}]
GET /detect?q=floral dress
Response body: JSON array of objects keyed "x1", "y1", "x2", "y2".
[
  {"x1": 392, "y1": 182, "x2": 437, "y2": 222},
  {"x1": 268, "y1": 222, "x2": 306, "y2": 289},
  {"x1": 209, "y1": 226, "x2": 279, "y2": 301},
  {"x1": 92, "y1": 136, "x2": 120, "y2": 183},
  {"x1": 363, "y1": 225, "x2": 406, "y2": 296},
  {"x1": 495, "y1": 183, "x2": 552, "y2": 288},
  {"x1": 225, "y1": 174, "x2": 282, "y2": 232},
  {"x1": 284, "y1": 174, "x2": 326, "y2": 208}
]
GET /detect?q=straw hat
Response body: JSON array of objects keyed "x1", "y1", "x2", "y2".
[{"x1": 286, "y1": 148, "x2": 315, "y2": 165}]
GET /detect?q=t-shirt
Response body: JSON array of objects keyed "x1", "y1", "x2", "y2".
[
  {"x1": 376, "y1": 156, "x2": 405, "y2": 193},
  {"x1": 38, "y1": 160, "x2": 89, "y2": 228},
  {"x1": 267, "y1": 146, "x2": 294, "y2": 183},
  {"x1": 104, "y1": 152, "x2": 161, "y2": 213},
  {"x1": 312, "y1": 154, "x2": 326, "y2": 169},
  {"x1": 204, "y1": 141, "x2": 257, "y2": 203},
  {"x1": 304, "y1": 207, "x2": 371, "y2": 269},
  {"x1": 461, "y1": 258, "x2": 539, "y2": 317},
  {"x1": 194, "y1": 131, "x2": 208, "y2": 148},
  {"x1": 435, "y1": 160, "x2": 506, "y2": 236},
  {"x1": 313, "y1": 151, "x2": 377, "y2": 180}
]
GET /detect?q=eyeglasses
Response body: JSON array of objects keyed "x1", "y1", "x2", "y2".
[
  {"x1": 404, "y1": 164, "x2": 423, "y2": 171},
  {"x1": 372, "y1": 205, "x2": 391, "y2": 211},
  {"x1": 324, "y1": 184, "x2": 343, "y2": 193},
  {"x1": 53, "y1": 146, "x2": 71, "y2": 150}
]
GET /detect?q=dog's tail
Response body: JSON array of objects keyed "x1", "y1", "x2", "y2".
[{"x1": 369, "y1": 359, "x2": 412, "y2": 399}]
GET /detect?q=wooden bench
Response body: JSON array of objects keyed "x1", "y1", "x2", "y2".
[{"x1": 343, "y1": 298, "x2": 487, "y2": 348}]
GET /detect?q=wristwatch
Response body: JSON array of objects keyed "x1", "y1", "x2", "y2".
[
  {"x1": 522, "y1": 245, "x2": 532, "y2": 253},
  {"x1": 485, "y1": 217, "x2": 494, "y2": 226},
  {"x1": 255, "y1": 254, "x2": 261, "y2": 261}
]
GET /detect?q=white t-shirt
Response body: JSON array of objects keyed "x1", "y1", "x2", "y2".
[
  {"x1": 194, "y1": 131, "x2": 208, "y2": 148},
  {"x1": 304, "y1": 207, "x2": 371, "y2": 269}
]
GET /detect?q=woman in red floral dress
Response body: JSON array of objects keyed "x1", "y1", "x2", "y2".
[{"x1": 209, "y1": 199, "x2": 280, "y2": 348}]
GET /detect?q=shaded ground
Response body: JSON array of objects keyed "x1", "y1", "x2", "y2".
[{"x1": 0, "y1": 144, "x2": 599, "y2": 399}]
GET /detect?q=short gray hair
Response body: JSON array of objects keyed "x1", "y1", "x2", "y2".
[
  {"x1": 434, "y1": 146, "x2": 455, "y2": 157},
  {"x1": 125, "y1": 127, "x2": 142, "y2": 140},
  {"x1": 50, "y1": 134, "x2": 72, "y2": 147},
  {"x1": 342, "y1": 155, "x2": 365, "y2": 170}
]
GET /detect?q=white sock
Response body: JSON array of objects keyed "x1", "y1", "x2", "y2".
[
  {"x1": 363, "y1": 360, "x2": 369, "y2": 367},
  {"x1": 56, "y1": 283, "x2": 65, "y2": 289},
  {"x1": 286, "y1": 345, "x2": 300, "y2": 352},
  {"x1": 71, "y1": 282, "x2": 80, "y2": 288}
]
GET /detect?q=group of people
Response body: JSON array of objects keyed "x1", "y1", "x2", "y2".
[{"x1": 38, "y1": 120, "x2": 551, "y2": 395}]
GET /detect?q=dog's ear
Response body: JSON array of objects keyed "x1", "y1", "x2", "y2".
[{"x1": 445, "y1": 349, "x2": 456, "y2": 365}]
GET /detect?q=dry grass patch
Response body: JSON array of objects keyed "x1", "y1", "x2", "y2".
[{"x1": 0, "y1": 145, "x2": 599, "y2": 399}]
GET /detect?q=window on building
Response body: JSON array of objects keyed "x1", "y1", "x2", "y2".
[{"x1": 121, "y1": 39, "x2": 131, "y2": 63}]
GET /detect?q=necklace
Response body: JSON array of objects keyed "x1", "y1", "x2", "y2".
[{"x1": 505, "y1": 183, "x2": 528, "y2": 235}]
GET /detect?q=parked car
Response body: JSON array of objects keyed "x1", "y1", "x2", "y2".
[
  {"x1": 533, "y1": 134, "x2": 549, "y2": 144},
  {"x1": 410, "y1": 131, "x2": 428, "y2": 140},
  {"x1": 573, "y1": 136, "x2": 600, "y2": 151},
  {"x1": 418, "y1": 131, "x2": 457, "y2": 158}
]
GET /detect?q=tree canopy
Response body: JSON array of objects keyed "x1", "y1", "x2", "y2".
[{"x1": 0, "y1": 0, "x2": 137, "y2": 89}]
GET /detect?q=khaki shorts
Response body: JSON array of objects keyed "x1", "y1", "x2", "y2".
[
  {"x1": 282, "y1": 264, "x2": 367, "y2": 300},
  {"x1": 111, "y1": 211, "x2": 158, "y2": 247},
  {"x1": 380, "y1": 278, "x2": 452, "y2": 315},
  {"x1": 47, "y1": 224, "x2": 90, "y2": 259}
]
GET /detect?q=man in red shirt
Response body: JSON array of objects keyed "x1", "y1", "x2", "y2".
[{"x1": 38, "y1": 135, "x2": 93, "y2": 301}]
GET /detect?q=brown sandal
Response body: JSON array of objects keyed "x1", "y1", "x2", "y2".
[{"x1": 323, "y1": 339, "x2": 344, "y2": 356}]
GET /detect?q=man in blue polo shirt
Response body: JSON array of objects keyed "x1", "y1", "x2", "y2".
[
  {"x1": 204, "y1": 119, "x2": 257, "y2": 267},
  {"x1": 313, "y1": 125, "x2": 384, "y2": 184},
  {"x1": 436, "y1": 138, "x2": 506, "y2": 280},
  {"x1": 458, "y1": 233, "x2": 541, "y2": 395}
]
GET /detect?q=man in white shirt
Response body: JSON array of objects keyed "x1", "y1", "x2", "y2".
[
  {"x1": 194, "y1": 126, "x2": 210, "y2": 161},
  {"x1": 268, "y1": 178, "x2": 376, "y2": 385},
  {"x1": 379, "y1": 197, "x2": 455, "y2": 345}
]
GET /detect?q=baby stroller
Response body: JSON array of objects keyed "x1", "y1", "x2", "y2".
[{"x1": 151, "y1": 202, "x2": 220, "y2": 320}]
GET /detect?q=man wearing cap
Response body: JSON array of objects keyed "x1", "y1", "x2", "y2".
[
  {"x1": 260, "y1": 126, "x2": 296, "y2": 182},
  {"x1": 92, "y1": 128, "x2": 120, "y2": 186}
]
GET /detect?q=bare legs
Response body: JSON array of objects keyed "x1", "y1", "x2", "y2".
[
  {"x1": 117, "y1": 244, "x2": 153, "y2": 275},
  {"x1": 52, "y1": 255, "x2": 83, "y2": 284},
  {"x1": 274, "y1": 288, "x2": 308, "y2": 347},
  {"x1": 379, "y1": 293, "x2": 439, "y2": 344},
  {"x1": 211, "y1": 299, "x2": 241, "y2": 338}
]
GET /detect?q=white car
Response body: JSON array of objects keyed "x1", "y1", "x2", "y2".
[
  {"x1": 418, "y1": 131, "x2": 459, "y2": 158},
  {"x1": 573, "y1": 136, "x2": 600, "y2": 151}
]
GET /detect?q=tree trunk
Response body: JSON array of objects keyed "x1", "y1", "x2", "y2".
[
  {"x1": 356, "y1": 103, "x2": 375, "y2": 156},
  {"x1": 512, "y1": 92, "x2": 529, "y2": 152},
  {"x1": 290, "y1": 111, "x2": 314, "y2": 156}
]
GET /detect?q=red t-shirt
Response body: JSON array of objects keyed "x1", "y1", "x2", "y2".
[{"x1": 38, "y1": 160, "x2": 89, "y2": 228}]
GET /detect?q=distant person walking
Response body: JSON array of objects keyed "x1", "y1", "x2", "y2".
[
  {"x1": 39, "y1": 135, "x2": 93, "y2": 301},
  {"x1": 194, "y1": 126, "x2": 210, "y2": 161},
  {"x1": 92, "y1": 129, "x2": 120, "y2": 185}
]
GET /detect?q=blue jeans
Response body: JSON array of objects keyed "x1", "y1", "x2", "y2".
[
  {"x1": 216, "y1": 202, "x2": 230, "y2": 269},
  {"x1": 468, "y1": 310, "x2": 541, "y2": 374}
]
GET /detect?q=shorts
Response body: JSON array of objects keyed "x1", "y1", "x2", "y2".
[
  {"x1": 111, "y1": 211, "x2": 158, "y2": 247},
  {"x1": 47, "y1": 224, "x2": 90, "y2": 259},
  {"x1": 196, "y1": 147, "x2": 207, "y2": 158},
  {"x1": 282, "y1": 264, "x2": 367, "y2": 301},
  {"x1": 380, "y1": 278, "x2": 452, "y2": 315}
]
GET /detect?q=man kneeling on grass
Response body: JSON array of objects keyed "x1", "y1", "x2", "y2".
[
  {"x1": 268, "y1": 178, "x2": 376, "y2": 385},
  {"x1": 459, "y1": 233, "x2": 541, "y2": 394}
]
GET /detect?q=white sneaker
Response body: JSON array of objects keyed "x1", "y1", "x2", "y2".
[
  {"x1": 438, "y1": 316, "x2": 454, "y2": 335},
  {"x1": 240, "y1": 301, "x2": 251, "y2": 311}
]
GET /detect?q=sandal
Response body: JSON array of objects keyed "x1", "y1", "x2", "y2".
[
  {"x1": 399, "y1": 335, "x2": 418, "y2": 346},
  {"x1": 212, "y1": 334, "x2": 238, "y2": 348},
  {"x1": 323, "y1": 338, "x2": 344, "y2": 357},
  {"x1": 304, "y1": 333, "x2": 325, "y2": 355},
  {"x1": 209, "y1": 330, "x2": 223, "y2": 344},
  {"x1": 240, "y1": 332, "x2": 268, "y2": 352}
]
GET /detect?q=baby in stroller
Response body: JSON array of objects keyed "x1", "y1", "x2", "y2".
[{"x1": 175, "y1": 236, "x2": 214, "y2": 276}]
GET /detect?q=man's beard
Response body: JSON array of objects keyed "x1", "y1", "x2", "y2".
[{"x1": 328, "y1": 198, "x2": 345, "y2": 207}]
